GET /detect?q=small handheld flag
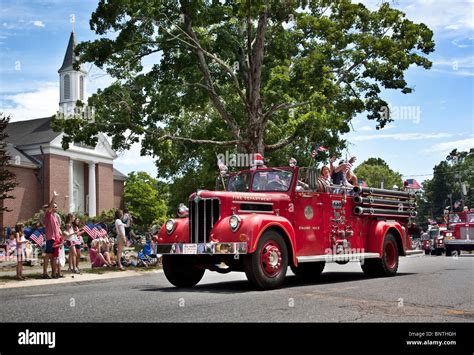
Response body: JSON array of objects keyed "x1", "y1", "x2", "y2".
[
  {"x1": 30, "y1": 230, "x2": 44, "y2": 247},
  {"x1": 311, "y1": 144, "x2": 328, "y2": 157},
  {"x1": 83, "y1": 223, "x2": 98, "y2": 239}
]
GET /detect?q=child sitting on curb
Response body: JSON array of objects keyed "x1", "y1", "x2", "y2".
[{"x1": 89, "y1": 239, "x2": 113, "y2": 268}]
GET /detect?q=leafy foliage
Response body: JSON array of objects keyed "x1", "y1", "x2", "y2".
[
  {"x1": 123, "y1": 171, "x2": 168, "y2": 227},
  {"x1": 51, "y1": 0, "x2": 434, "y2": 187},
  {"x1": 354, "y1": 157, "x2": 402, "y2": 188},
  {"x1": 416, "y1": 149, "x2": 474, "y2": 228},
  {"x1": 0, "y1": 113, "x2": 18, "y2": 213}
]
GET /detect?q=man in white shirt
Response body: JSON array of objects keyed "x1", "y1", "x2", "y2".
[{"x1": 115, "y1": 210, "x2": 129, "y2": 270}]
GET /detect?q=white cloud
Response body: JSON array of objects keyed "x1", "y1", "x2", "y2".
[
  {"x1": 357, "y1": 125, "x2": 373, "y2": 131},
  {"x1": 430, "y1": 55, "x2": 474, "y2": 76},
  {"x1": 433, "y1": 56, "x2": 474, "y2": 68},
  {"x1": 425, "y1": 137, "x2": 474, "y2": 154},
  {"x1": 0, "y1": 82, "x2": 58, "y2": 121},
  {"x1": 114, "y1": 139, "x2": 158, "y2": 177},
  {"x1": 431, "y1": 68, "x2": 474, "y2": 77},
  {"x1": 32, "y1": 20, "x2": 45, "y2": 28},
  {"x1": 451, "y1": 38, "x2": 473, "y2": 48},
  {"x1": 352, "y1": 132, "x2": 453, "y2": 142},
  {"x1": 359, "y1": 0, "x2": 473, "y2": 38}
]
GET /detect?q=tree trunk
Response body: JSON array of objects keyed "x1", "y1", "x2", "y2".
[{"x1": 246, "y1": 116, "x2": 265, "y2": 155}]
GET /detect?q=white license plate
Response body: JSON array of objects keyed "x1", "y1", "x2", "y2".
[{"x1": 183, "y1": 244, "x2": 197, "y2": 254}]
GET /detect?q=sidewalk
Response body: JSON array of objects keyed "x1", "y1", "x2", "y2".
[{"x1": 0, "y1": 259, "x2": 162, "y2": 289}]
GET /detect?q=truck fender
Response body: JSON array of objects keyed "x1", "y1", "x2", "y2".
[
  {"x1": 157, "y1": 218, "x2": 189, "y2": 243},
  {"x1": 367, "y1": 220, "x2": 406, "y2": 256},
  {"x1": 211, "y1": 214, "x2": 298, "y2": 267}
]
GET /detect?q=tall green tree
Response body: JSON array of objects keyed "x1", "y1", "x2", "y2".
[
  {"x1": 123, "y1": 171, "x2": 168, "y2": 228},
  {"x1": 416, "y1": 148, "x2": 474, "y2": 228},
  {"x1": 354, "y1": 157, "x2": 402, "y2": 188},
  {"x1": 53, "y1": 0, "x2": 434, "y2": 183},
  {"x1": 0, "y1": 114, "x2": 18, "y2": 213}
]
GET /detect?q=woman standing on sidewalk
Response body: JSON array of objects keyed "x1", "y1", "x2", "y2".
[
  {"x1": 115, "y1": 210, "x2": 129, "y2": 271},
  {"x1": 14, "y1": 223, "x2": 27, "y2": 280}
]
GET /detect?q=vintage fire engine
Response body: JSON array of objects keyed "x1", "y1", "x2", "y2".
[
  {"x1": 444, "y1": 211, "x2": 474, "y2": 256},
  {"x1": 156, "y1": 160, "x2": 422, "y2": 290},
  {"x1": 422, "y1": 225, "x2": 447, "y2": 256}
]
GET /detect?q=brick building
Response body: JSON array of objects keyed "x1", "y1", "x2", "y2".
[{"x1": 0, "y1": 30, "x2": 126, "y2": 229}]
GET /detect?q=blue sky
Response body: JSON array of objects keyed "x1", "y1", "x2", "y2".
[{"x1": 0, "y1": 0, "x2": 473, "y2": 182}]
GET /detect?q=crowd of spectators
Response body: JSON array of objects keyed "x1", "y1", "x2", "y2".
[{"x1": 0, "y1": 190, "x2": 159, "y2": 281}]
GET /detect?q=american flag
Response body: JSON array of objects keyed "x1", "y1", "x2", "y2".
[
  {"x1": 217, "y1": 157, "x2": 228, "y2": 176},
  {"x1": 83, "y1": 222, "x2": 98, "y2": 239},
  {"x1": 311, "y1": 144, "x2": 328, "y2": 157},
  {"x1": 96, "y1": 225, "x2": 107, "y2": 237},
  {"x1": 405, "y1": 179, "x2": 421, "y2": 189},
  {"x1": 358, "y1": 179, "x2": 368, "y2": 187},
  {"x1": 30, "y1": 230, "x2": 44, "y2": 247}
]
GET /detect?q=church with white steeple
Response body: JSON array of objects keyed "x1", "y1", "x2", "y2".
[
  {"x1": 0, "y1": 28, "x2": 126, "y2": 229},
  {"x1": 58, "y1": 30, "x2": 87, "y2": 116}
]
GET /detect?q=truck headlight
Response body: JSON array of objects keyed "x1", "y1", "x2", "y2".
[
  {"x1": 446, "y1": 232, "x2": 452, "y2": 237},
  {"x1": 165, "y1": 219, "x2": 176, "y2": 235},
  {"x1": 229, "y1": 215, "x2": 241, "y2": 232}
]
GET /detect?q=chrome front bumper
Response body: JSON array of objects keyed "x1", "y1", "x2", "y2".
[
  {"x1": 445, "y1": 239, "x2": 474, "y2": 245},
  {"x1": 156, "y1": 242, "x2": 248, "y2": 255}
]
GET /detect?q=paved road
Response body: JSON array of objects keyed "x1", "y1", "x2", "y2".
[{"x1": 1, "y1": 254, "x2": 473, "y2": 322}]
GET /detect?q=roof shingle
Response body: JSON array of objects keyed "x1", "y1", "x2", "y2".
[{"x1": 5, "y1": 117, "x2": 60, "y2": 148}]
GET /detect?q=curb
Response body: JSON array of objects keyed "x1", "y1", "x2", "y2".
[{"x1": 0, "y1": 269, "x2": 163, "y2": 290}]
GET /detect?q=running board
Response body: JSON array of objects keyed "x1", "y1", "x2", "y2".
[
  {"x1": 297, "y1": 253, "x2": 380, "y2": 263},
  {"x1": 405, "y1": 250, "x2": 424, "y2": 257}
]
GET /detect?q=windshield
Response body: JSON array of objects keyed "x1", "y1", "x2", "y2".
[
  {"x1": 449, "y1": 212, "x2": 474, "y2": 223},
  {"x1": 252, "y1": 170, "x2": 293, "y2": 192},
  {"x1": 227, "y1": 173, "x2": 250, "y2": 192},
  {"x1": 428, "y1": 230, "x2": 438, "y2": 239},
  {"x1": 449, "y1": 213, "x2": 461, "y2": 223}
]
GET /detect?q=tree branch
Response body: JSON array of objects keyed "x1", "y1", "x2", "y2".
[
  {"x1": 262, "y1": 100, "x2": 311, "y2": 125},
  {"x1": 171, "y1": 12, "x2": 242, "y2": 140},
  {"x1": 150, "y1": 133, "x2": 239, "y2": 146},
  {"x1": 264, "y1": 129, "x2": 301, "y2": 152},
  {"x1": 161, "y1": 13, "x2": 248, "y2": 111}
]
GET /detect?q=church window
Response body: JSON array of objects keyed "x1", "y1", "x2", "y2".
[
  {"x1": 64, "y1": 74, "x2": 71, "y2": 100},
  {"x1": 80, "y1": 76, "x2": 84, "y2": 100}
]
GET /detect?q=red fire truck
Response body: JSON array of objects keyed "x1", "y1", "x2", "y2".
[
  {"x1": 156, "y1": 163, "x2": 421, "y2": 290},
  {"x1": 422, "y1": 225, "x2": 447, "y2": 256},
  {"x1": 444, "y1": 211, "x2": 474, "y2": 256}
]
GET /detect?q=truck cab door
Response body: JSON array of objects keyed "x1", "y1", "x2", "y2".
[{"x1": 292, "y1": 191, "x2": 326, "y2": 256}]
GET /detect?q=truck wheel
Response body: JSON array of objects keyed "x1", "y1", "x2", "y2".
[
  {"x1": 291, "y1": 262, "x2": 325, "y2": 280},
  {"x1": 445, "y1": 247, "x2": 452, "y2": 257},
  {"x1": 436, "y1": 248, "x2": 443, "y2": 256},
  {"x1": 162, "y1": 255, "x2": 205, "y2": 288},
  {"x1": 424, "y1": 250, "x2": 430, "y2": 255},
  {"x1": 361, "y1": 233, "x2": 399, "y2": 277},
  {"x1": 244, "y1": 230, "x2": 288, "y2": 290}
]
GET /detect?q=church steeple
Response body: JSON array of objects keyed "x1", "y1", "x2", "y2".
[
  {"x1": 58, "y1": 31, "x2": 76, "y2": 73},
  {"x1": 58, "y1": 27, "x2": 87, "y2": 116}
]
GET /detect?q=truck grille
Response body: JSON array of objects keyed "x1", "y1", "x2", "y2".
[
  {"x1": 459, "y1": 227, "x2": 473, "y2": 240},
  {"x1": 189, "y1": 198, "x2": 220, "y2": 243}
]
